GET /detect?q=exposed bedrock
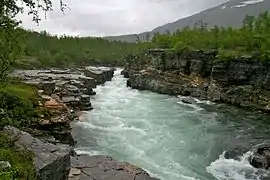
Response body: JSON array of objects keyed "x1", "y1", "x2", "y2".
[{"x1": 123, "y1": 49, "x2": 270, "y2": 112}]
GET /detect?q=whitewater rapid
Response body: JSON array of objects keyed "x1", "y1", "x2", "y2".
[{"x1": 71, "y1": 69, "x2": 270, "y2": 180}]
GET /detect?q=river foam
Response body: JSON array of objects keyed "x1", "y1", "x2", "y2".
[{"x1": 207, "y1": 151, "x2": 269, "y2": 180}]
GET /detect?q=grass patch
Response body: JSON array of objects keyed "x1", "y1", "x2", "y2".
[
  {"x1": 0, "y1": 82, "x2": 39, "y2": 104},
  {"x1": 0, "y1": 132, "x2": 36, "y2": 180},
  {"x1": 0, "y1": 82, "x2": 39, "y2": 129}
]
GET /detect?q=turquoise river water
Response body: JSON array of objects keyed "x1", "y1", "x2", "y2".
[{"x1": 72, "y1": 69, "x2": 270, "y2": 180}]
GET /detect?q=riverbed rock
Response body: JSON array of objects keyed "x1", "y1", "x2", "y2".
[
  {"x1": 124, "y1": 49, "x2": 270, "y2": 112},
  {"x1": 3, "y1": 126, "x2": 71, "y2": 180},
  {"x1": 224, "y1": 148, "x2": 249, "y2": 160},
  {"x1": 249, "y1": 145, "x2": 270, "y2": 169},
  {"x1": 181, "y1": 97, "x2": 197, "y2": 104},
  {"x1": 84, "y1": 66, "x2": 114, "y2": 84},
  {"x1": 69, "y1": 155, "x2": 159, "y2": 180}
]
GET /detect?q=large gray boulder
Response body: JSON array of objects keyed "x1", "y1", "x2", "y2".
[
  {"x1": 249, "y1": 145, "x2": 270, "y2": 170},
  {"x1": 69, "y1": 155, "x2": 159, "y2": 180},
  {"x1": 84, "y1": 66, "x2": 114, "y2": 84},
  {"x1": 3, "y1": 126, "x2": 71, "y2": 180}
]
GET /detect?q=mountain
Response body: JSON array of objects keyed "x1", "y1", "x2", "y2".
[{"x1": 105, "y1": 0, "x2": 270, "y2": 42}]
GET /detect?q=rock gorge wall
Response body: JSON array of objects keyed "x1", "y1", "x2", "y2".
[{"x1": 123, "y1": 49, "x2": 270, "y2": 112}]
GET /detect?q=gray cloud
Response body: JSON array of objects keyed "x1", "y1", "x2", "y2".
[{"x1": 17, "y1": 0, "x2": 229, "y2": 36}]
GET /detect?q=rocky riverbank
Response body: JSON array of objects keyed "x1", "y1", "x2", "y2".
[
  {"x1": 10, "y1": 66, "x2": 114, "y2": 144},
  {"x1": 123, "y1": 49, "x2": 270, "y2": 112},
  {"x1": 2, "y1": 126, "x2": 158, "y2": 180},
  {"x1": 2, "y1": 66, "x2": 159, "y2": 180}
]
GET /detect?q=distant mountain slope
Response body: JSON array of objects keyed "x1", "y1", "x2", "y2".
[
  {"x1": 105, "y1": 0, "x2": 270, "y2": 42},
  {"x1": 153, "y1": 0, "x2": 270, "y2": 33}
]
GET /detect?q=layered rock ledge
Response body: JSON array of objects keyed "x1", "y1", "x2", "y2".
[
  {"x1": 123, "y1": 49, "x2": 270, "y2": 112},
  {"x1": 69, "y1": 155, "x2": 159, "y2": 180},
  {"x1": 10, "y1": 67, "x2": 115, "y2": 145}
]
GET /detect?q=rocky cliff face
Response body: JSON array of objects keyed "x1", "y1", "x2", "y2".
[
  {"x1": 10, "y1": 67, "x2": 115, "y2": 145},
  {"x1": 124, "y1": 49, "x2": 270, "y2": 112}
]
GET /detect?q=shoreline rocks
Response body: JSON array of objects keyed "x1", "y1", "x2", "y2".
[
  {"x1": 123, "y1": 49, "x2": 270, "y2": 112},
  {"x1": 249, "y1": 145, "x2": 270, "y2": 169},
  {"x1": 10, "y1": 67, "x2": 115, "y2": 145},
  {"x1": 69, "y1": 155, "x2": 159, "y2": 180},
  {"x1": 84, "y1": 66, "x2": 115, "y2": 84},
  {"x1": 2, "y1": 126, "x2": 159, "y2": 180},
  {"x1": 4, "y1": 66, "x2": 159, "y2": 180},
  {"x1": 3, "y1": 126, "x2": 72, "y2": 180}
]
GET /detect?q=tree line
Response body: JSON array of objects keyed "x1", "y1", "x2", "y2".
[
  {"x1": 18, "y1": 29, "x2": 151, "y2": 68},
  {"x1": 151, "y1": 11, "x2": 270, "y2": 59}
]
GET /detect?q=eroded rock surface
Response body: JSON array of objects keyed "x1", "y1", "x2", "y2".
[
  {"x1": 84, "y1": 66, "x2": 114, "y2": 84},
  {"x1": 249, "y1": 145, "x2": 270, "y2": 169},
  {"x1": 69, "y1": 155, "x2": 159, "y2": 180},
  {"x1": 124, "y1": 49, "x2": 270, "y2": 112},
  {"x1": 11, "y1": 69, "x2": 96, "y2": 111},
  {"x1": 10, "y1": 67, "x2": 114, "y2": 144}
]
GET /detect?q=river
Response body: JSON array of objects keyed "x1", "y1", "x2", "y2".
[{"x1": 72, "y1": 69, "x2": 270, "y2": 180}]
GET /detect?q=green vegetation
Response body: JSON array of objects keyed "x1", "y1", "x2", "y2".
[
  {"x1": 0, "y1": 132, "x2": 36, "y2": 180},
  {"x1": 0, "y1": 81, "x2": 39, "y2": 129},
  {"x1": 16, "y1": 29, "x2": 152, "y2": 68},
  {"x1": 0, "y1": 0, "x2": 63, "y2": 82},
  {"x1": 1, "y1": 1, "x2": 58, "y2": 179},
  {"x1": 151, "y1": 11, "x2": 270, "y2": 60}
]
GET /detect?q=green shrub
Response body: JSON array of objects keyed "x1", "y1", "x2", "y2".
[{"x1": 173, "y1": 41, "x2": 195, "y2": 53}]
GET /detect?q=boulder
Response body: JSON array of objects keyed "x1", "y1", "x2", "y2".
[
  {"x1": 69, "y1": 155, "x2": 159, "y2": 180},
  {"x1": 181, "y1": 97, "x2": 197, "y2": 104},
  {"x1": 249, "y1": 145, "x2": 270, "y2": 169},
  {"x1": 224, "y1": 147, "x2": 249, "y2": 160},
  {"x1": 3, "y1": 126, "x2": 71, "y2": 180},
  {"x1": 84, "y1": 66, "x2": 114, "y2": 84}
]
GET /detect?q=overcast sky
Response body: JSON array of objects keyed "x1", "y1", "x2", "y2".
[{"x1": 17, "y1": 0, "x2": 229, "y2": 37}]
